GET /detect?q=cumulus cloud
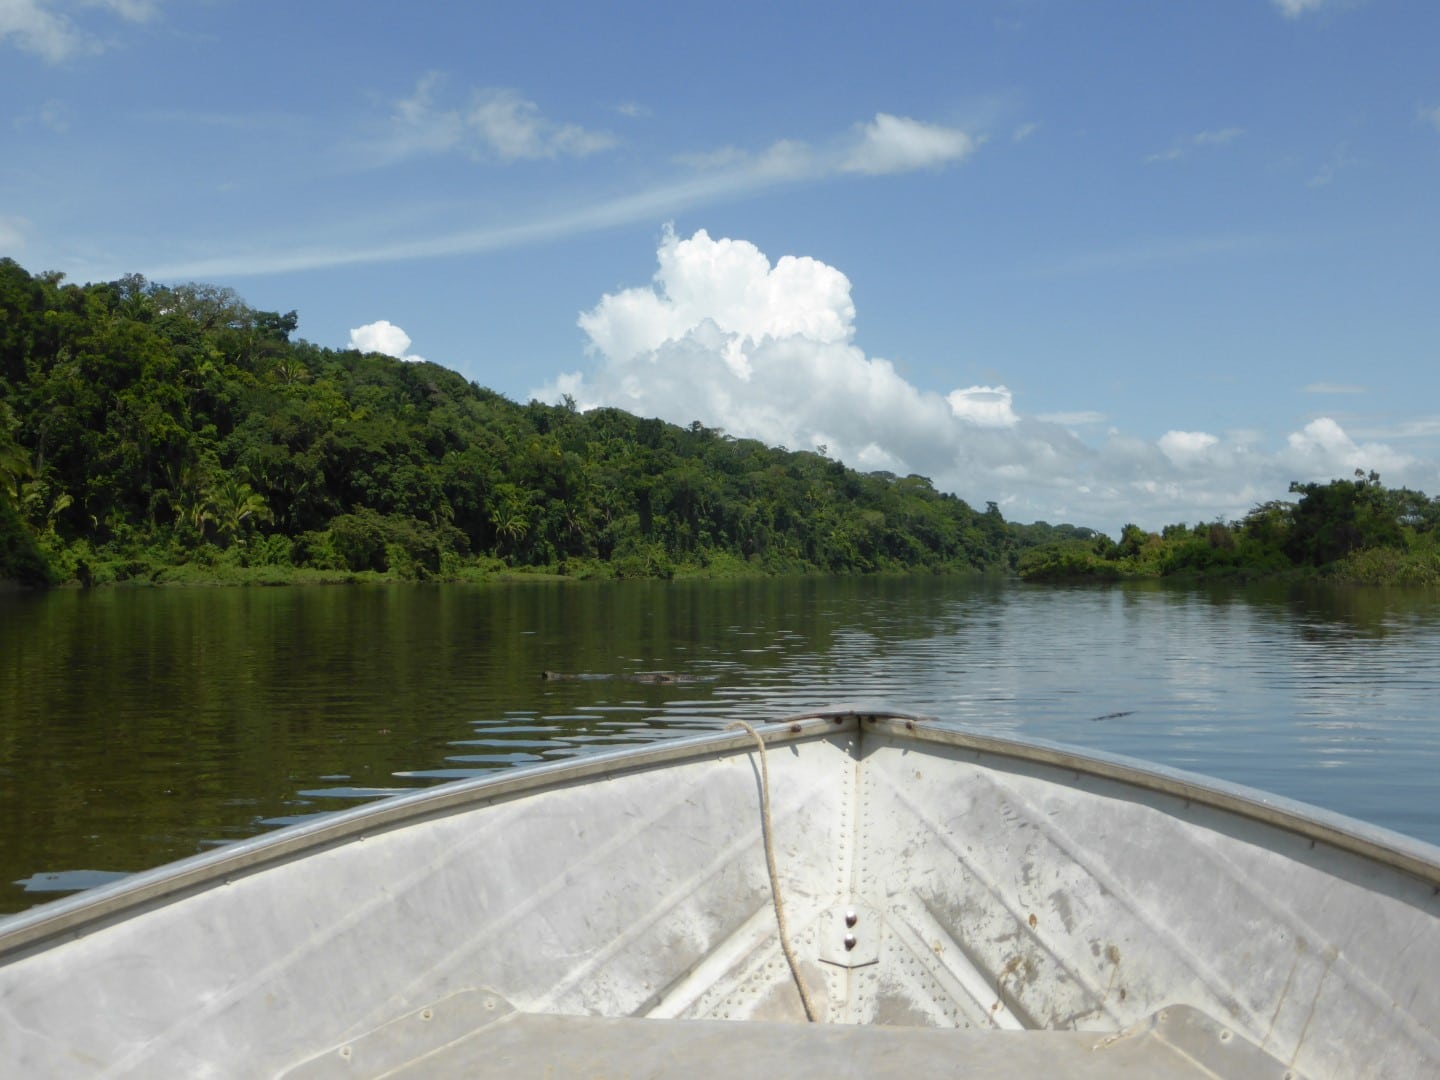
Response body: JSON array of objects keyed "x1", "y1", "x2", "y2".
[
  {"x1": 532, "y1": 227, "x2": 1428, "y2": 534},
  {"x1": 948, "y1": 386, "x2": 1019, "y2": 428},
  {"x1": 349, "y1": 320, "x2": 426, "y2": 364},
  {"x1": 1158, "y1": 430, "x2": 1220, "y2": 467},
  {"x1": 362, "y1": 75, "x2": 617, "y2": 166},
  {"x1": 842, "y1": 114, "x2": 977, "y2": 175},
  {"x1": 1281, "y1": 417, "x2": 1412, "y2": 476}
]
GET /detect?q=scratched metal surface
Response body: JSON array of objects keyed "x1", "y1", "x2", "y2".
[{"x1": 2, "y1": 712, "x2": 1437, "y2": 1078}]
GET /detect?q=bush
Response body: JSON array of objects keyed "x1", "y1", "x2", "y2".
[{"x1": 0, "y1": 497, "x2": 53, "y2": 585}]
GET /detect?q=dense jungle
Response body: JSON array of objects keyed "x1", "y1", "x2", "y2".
[{"x1": 3, "y1": 258, "x2": 1438, "y2": 588}]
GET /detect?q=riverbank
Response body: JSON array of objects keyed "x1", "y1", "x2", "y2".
[{"x1": 3, "y1": 548, "x2": 992, "y2": 589}]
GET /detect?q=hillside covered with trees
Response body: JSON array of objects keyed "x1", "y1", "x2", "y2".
[
  {"x1": 0, "y1": 259, "x2": 1015, "y2": 586},
  {"x1": 5, "y1": 258, "x2": 1439, "y2": 589}
]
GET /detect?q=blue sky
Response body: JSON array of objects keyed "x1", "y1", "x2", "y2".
[{"x1": 3, "y1": 0, "x2": 1438, "y2": 533}]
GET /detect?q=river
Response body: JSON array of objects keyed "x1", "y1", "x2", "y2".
[{"x1": 3, "y1": 577, "x2": 1439, "y2": 915}]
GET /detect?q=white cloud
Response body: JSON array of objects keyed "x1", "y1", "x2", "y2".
[
  {"x1": 1418, "y1": 104, "x2": 1440, "y2": 134},
  {"x1": 84, "y1": 0, "x2": 160, "y2": 20},
  {"x1": 1158, "y1": 430, "x2": 1220, "y2": 467},
  {"x1": 1011, "y1": 122, "x2": 1040, "y2": 143},
  {"x1": 532, "y1": 228, "x2": 1427, "y2": 534},
  {"x1": 842, "y1": 113, "x2": 977, "y2": 175},
  {"x1": 1303, "y1": 382, "x2": 1366, "y2": 395},
  {"x1": 0, "y1": 0, "x2": 88, "y2": 61},
  {"x1": 0, "y1": 0, "x2": 157, "y2": 61},
  {"x1": 1037, "y1": 410, "x2": 1106, "y2": 426},
  {"x1": 154, "y1": 112, "x2": 979, "y2": 280},
  {"x1": 362, "y1": 76, "x2": 617, "y2": 166},
  {"x1": 1281, "y1": 417, "x2": 1412, "y2": 476},
  {"x1": 348, "y1": 320, "x2": 426, "y2": 364},
  {"x1": 468, "y1": 89, "x2": 617, "y2": 160},
  {"x1": 1274, "y1": 0, "x2": 1325, "y2": 17},
  {"x1": 1146, "y1": 127, "x2": 1243, "y2": 164},
  {"x1": 948, "y1": 386, "x2": 1019, "y2": 428}
]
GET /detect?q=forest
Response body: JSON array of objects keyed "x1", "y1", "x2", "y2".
[
  {"x1": 0, "y1": 259, "x2": 1015, "y2": 586},
  {"x1": 3, "y1": 257, "x2": 1438, "y2": 588},
  {"x1": 1015, "y1": 471, "x2": 1440, "y2": 586}
]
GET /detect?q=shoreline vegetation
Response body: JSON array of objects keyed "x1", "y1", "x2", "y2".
[{"x1": 3, "y1": 258, "x2": 1439, "y2": 590}]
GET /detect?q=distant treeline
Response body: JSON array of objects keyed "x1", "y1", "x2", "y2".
[
  {"x1": 0, "y1": 259, "x2": 1018, "y2": 586},
  {"x1": 1017, "y1": 471, "x2": 1440, "y2": 586},
  {"x1": 4, "y1": 258, "x2": 1436, "y2": 588}
]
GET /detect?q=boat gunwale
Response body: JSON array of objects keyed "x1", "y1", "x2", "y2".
[
  {"x1": 4, "y1": 706, "x2": 1440, "y2": 962},
  {"x1": 0, "y1": 712, "x2": 854, "y2": 958},
  {"x1": 869, "y1": 712, "x2": 1440, "y2": 891}
]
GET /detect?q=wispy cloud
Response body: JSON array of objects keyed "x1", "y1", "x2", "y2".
[
  {"x1": 146, "y1": 164, "x2": 812, "y2": 279},
  {"x1": 151, "y1": 112, "x2": 981, "y2": 280},
  {"x1": 352, "y1": 75, "x2": 618, "y2": 168},
  {"x1": 1273, "y1": 0, "x2": 1327, "y2": 17},
  {"x1": 12, "y1": 97, "x2": 70, "y2": 132},
  {"x1": 84, "y1": 0, "x2": 161, "y2": 19},
  {"x1": 1011, "y1": 121, "x2": 1040, "y2": 143},
  {"x1": 1303, "y1": 382, "x2": 1366, "y2": 395},
  {"x1": 1307, "y1": 143, "x2": 1359, "y2": 187},
  {"x1": 0, "y1": 0, "x2": 158, "y2": 62},
  {"x1": 1145, "y1": 127, "x2": 1243, "y2": 164},
  {"x1": 0, "y1": 0, "x2": 92, "y2": 61},
  {"x1": 841, "y1": 113, "x2": 977, "y2": 175},
  {"x1": 1351, "y1": 417, "x2": 1440, "y2": 441},
  {"x1": 1419, "y1": 104, "x2": 1440, "y2": 135}
]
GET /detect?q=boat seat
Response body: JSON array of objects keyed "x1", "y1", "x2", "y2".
[{"x1": 284, "y1": 991, "x2": 1294, "y2": 1079}]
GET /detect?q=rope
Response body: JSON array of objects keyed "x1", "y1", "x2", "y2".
[{"x1": 728, "y1": 720, "x2": 818, "y2": 1023}]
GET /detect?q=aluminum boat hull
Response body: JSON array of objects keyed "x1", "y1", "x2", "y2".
[{"x1": 2, "y1": 709, "x2": 1437, "y2": 1078}]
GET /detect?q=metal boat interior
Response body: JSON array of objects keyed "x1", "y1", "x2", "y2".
[{"x1": 2, "y1": 708, "x2": 1438, "y2": 1078}]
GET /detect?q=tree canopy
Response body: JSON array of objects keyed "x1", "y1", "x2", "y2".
[
  {"x1": 0, "y1": 259, "x2": 1013, "y2": 585},
  {"x1": 4, "y1": 258, "x2": 1435, "y2": 588},
  {"x1": 1016, "y1": 471, "x2": 1440, "y2": 586}
]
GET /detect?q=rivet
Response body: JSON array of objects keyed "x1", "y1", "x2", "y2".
[
  {"x1": 845, "y1": 909, "x2": 858, "y2": 927},
  {"x1": 844, "y1": 933, "x2": 857, "y2": 951}
]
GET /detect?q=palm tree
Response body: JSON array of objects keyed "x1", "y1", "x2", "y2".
[{"x1": 208, "y1": 477, "x2": 273, "y2": 545}]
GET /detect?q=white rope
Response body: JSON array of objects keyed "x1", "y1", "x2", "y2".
[{"x1": 728, "y1": 720, "x2": 818, "y2": 1023}]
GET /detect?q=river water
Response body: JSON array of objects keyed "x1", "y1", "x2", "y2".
[{"x1": 3, "y1": 577, "x2": 1439, "y2": 915}]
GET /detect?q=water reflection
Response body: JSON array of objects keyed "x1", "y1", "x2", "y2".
[{"x1": 2, "y1": 578, "x2": 1439, "y2": 914}]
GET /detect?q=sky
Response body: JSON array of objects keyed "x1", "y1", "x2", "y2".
[{"x1": 2, "y1": 0, "x2": 1438, "y2": 535}]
